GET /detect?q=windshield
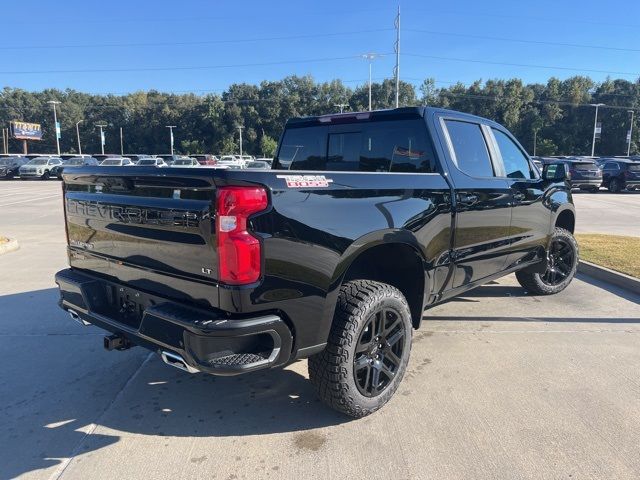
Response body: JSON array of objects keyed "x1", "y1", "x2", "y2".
[
  {"x1": 0, "y1": 158, "x2": 18, "y2": 165},
  {"x1": 101, "y1": 159, "x2": 121, "y2": 166},
  {"x1": 137, "y1": 159, "x2": 156, "y2": 165},
  {"x1": 173, "y1": 159, "x2": 193, "y2": 165},
  {"x1": 28, "y1": 159, "x2": 49, "y2": 165},
  {"x1": 247, "y1": 162, "x2": 268, "y2": 169},
  {"x1": 65, "y1": 159, "x2": 84, "y2": 165}
]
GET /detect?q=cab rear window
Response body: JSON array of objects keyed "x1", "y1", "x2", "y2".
[{"x1": 276, "y1": 119, "x2": 435, "y2": 173}]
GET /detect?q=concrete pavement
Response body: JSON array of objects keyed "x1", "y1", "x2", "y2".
[
  {"x1": 573, "y1": 190, "x2": 640, "y2": 236},
  {"x1": 1, "y1": 180, "x2": 639, "y2": 480}
]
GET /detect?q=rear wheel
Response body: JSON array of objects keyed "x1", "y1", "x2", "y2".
[
  {"x1": 589, "y1": 186, "x2": 599, "y2": 193},
  {"x1": 516, "y1": 227, "x2": 578, "y2": 295},
  {"x1": 308, "y1": 280, "x2": 412, "y2": 418},
  {"x1": 609, "y1": 178, "x2": 621, "y2": 193}
]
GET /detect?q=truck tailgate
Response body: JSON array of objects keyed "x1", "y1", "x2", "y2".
[{"x1": 62, "y1": 167, "x2": 221, "y2": 307}]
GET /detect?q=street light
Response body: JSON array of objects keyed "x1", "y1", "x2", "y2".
[
  {"x1": 333, "y1": 103, "x2": 349, "y2": 114},
  {"x1": 95, "y1": 123, "x2": 107, "y2": 155},
  {"x1": 361, "y1": 53, "x2": 381, "y2": 111},
  {"x1": 75, "y1": 120, "x2": 83, "y2": 155},
  {"x1": 590, "y1": 103, "x2": 605, "y2": 157},
  {"x1": 237, "y1": 125, "x2": 244, "y2": 156},
  {"x1": 627, "y1": 110, "x2": 634, "y2": 156},
  {"x1": 47, "y1": 100, "x2": 61, "y2": 155},
  {"x1": 166, "y1": 126, "x2": 176, "y2": 155}
]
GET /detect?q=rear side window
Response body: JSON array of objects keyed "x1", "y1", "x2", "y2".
[
  {"x1": 278, "y1": 126, "x2": 326, "y2": 170},
  {"x1": 444, "y1": 120, "x2": 494, "y2": 177},
  {"x1": 492, "y1": 128, "x2": 534, "y2": 179},
  {"x1": 277, "y1": 119, "x2": 435, "y2": 173}
]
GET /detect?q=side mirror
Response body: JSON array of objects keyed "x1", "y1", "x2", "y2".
[{"x1": 543, "y1": 163, "x2": 569, "y2": 181}]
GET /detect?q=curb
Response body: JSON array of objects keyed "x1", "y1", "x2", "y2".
[
  {"x1": 0, "y1": 238, "x2": 19, "y2": 256},
  {"x1": 578, "y1": 260, "x2": 640, "y2": 296}
]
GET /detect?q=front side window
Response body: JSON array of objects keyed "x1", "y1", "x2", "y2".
[
  {"x1": 492, "y1": 128, "x2": 534, "y2": 179},
  {"x1": 444, "y1": 120, "x2": 494, "y2": 177}
]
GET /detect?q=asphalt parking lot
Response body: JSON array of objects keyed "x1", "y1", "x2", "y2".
[{"x1": 1, "y1": 180, "x2": 639, "y2": 480}]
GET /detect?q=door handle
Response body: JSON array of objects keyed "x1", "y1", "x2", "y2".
[{"x1": 456, "y1": 193, "x2": 478, "y2": 206}]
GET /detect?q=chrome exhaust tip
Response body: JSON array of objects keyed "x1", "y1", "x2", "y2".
[
  {"x1": 160, "y1": 351, "x2": 199, "y2": 374},
  {"x1": 68, "y1": 309, "x2": 91, "y2": 326}
]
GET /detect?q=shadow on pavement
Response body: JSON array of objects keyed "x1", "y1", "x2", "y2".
[{"x1": 0, "y1": 288, "x2": 349, "y2": 480}]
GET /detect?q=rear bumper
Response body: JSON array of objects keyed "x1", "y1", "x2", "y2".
[
  {"x1": 55, "y1": 268, "x2": 293, "y2": 375},
  {"x1": 570, "y1": 179, "x2": 601, "y2": 188}
]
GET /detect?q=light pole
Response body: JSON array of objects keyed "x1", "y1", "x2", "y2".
[
  {"x1": 333, "y1": 103, "x2": 349, "y2": 113},
  {"x1": 627, "y1": 110, "x2": 634, "y2": 156},
  {"x1": 362, "y1": 53, "x2": 381, "y2": 111},
  {"x1": 590, "y1": 103, "x2": 605, "y2": 157},
  {"x1": 166, "y1": 126, "x2": 176, "y2": 155},
  {"x1": 95, "y1": 123, "x2": 107, "y2": 155},
  {"x1": 120, "y1": 127, "x2": 124, "y2": 156},
  {"x1": 47, "y1": 100, "x2": 61, "y2": 155},
  {"x1": 533, "y1": 128, "x2": 539, "y2": 156},
  {"x1": 75, "y1": 120, "x2": 82, "y2": 155},
  {"x1": 237, "y1": 125, "x2": 244, "y2": 156}
]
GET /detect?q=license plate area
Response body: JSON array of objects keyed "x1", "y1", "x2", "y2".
[{"x1": 101, "y1": 285, "x2": 147, "y2": 329}]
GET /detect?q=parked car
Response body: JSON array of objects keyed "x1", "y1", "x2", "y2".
[
  {"x1": 19, "y1": 156, "x2": 63, "y2": 179},
  {"x1": 545, "y1": 159, "x2": 602, "y2": 192},
  {"x1": 218, "y1": 155, "x2": 245, "y2": 168},
  {"x1": 192, "y1": 154, "x2": 218, "y2": 166},
  {"x1": 136, "y1": 158, "x2": 168, "y2": 167},
  {"x1": 52, "y1": 156, "x2": 99, "y2": 179},
  {"x1": 254, "y1": 157, "x2": 273, "y2": 166},
  {"x1": 56, "y1": 106, "x2": 578, "y2": 418},
  {"x1": 169, "y1": 157, "x2": 201, "y2": 168},
  {"x1": 245, "y1": 160, "x2": 271, "y2": 170},
  {"x1": 0, "y1": 156, "x2": 29, "y2": 179},
  {"x1": 600, "y1": 159, "x2": 640, "y2": 192},
  {"x1": 99, "y1": 157, "x2": 134, "y2": 166},
  {"x1": 127, "y1": 154, "x2": 154, "y2": 163}
]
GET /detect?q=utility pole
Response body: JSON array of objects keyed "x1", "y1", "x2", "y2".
[
  {"x1": 362, "y1": 53, "x2": 381, "y2": 111},
  {"x1": 95, "y1": 123, "x2": 107, "y2": 155},
  {"x1": 166, "y1": 125, "x2": 176, "y2": 155},
  {"x1": 237, "y1": 125, "x2": 244, "y2": 156},
  {"x1": 1, "y1": 128, "x2": 6, "y2": 154},
  {"x1": 627, "y1": 110, "x2": 634, "y2": 156},
  {"x1": 120, "y1": 127, "x2": 124, "y2": 156},
  {"x1": 394, "y1": 5, "x2": 400, "y2": 108},
  {"x1": 333, "y1": 103, "x2": 349, "y2": 114},
  {"x1": 590, "y1": 103, "x2": 604, "y2": 157},
  {"x1": 533, "y1": 128, "x2": 539, "y2": 156},
  {"x1": 47, "y1": 100, "x2": 61, "y2": 155},
  {"x1": 75, "y1": 120, "x2": 83, "y2": 155}
]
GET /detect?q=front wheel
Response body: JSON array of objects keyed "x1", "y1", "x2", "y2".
[
  {"x1": 516, "y1": 227, "x2": 578, "y2": 295},
  {"x1": 41, "y1": 170, "x2": 50, "y2": 180},
  {"x1": 308, "y1": 280, "x2": 412, "y2": 418}
]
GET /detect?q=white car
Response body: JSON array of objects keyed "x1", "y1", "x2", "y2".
[
  {"x1": 218, "y1": 155, "x2": 246, "y2": 168},
  {"x1": 19, "y1": 156, "x2": 63, "y2": 180},
  {"x1": 100, "y1": 157, "x2": 134, "y2": 166},
  {"x1": 170, "y1": 158, "x2": 201, "y2": 168},
  {"x1": 136, "y1": 158, "x2": 168, "y2": 167}
]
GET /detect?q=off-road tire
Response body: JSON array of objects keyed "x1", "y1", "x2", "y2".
[
  {"x1": 516, "y1": 227, "x2": 578, "y2": 295},
  {"x1": 308, "y1": 280, "x2": 412, "y2": 418}
]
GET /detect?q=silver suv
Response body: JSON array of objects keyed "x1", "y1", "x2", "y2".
[{"x1": 19, "y1": 156, "x2": 63, "y2": 180}]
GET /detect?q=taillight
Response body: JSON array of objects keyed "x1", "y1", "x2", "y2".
[{"x1": 216, "y1": 186, "x2": 268, "y2": 285}]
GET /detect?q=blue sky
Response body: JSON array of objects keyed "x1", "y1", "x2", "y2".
[{"x1": 2, "y1": 0, "x2": 640, "y2": 94}]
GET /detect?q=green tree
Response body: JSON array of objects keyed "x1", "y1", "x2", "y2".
[{"x1": 260, "y1": 135, "x2": 278, "y2": 157}]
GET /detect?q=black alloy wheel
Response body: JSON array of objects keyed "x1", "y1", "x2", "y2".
[
  {"x1": 541, "y1": 238, "x2": 575, "y2": 286},
  {"x1": 353, "y1": 308, "x2": 406, "y2": 397}
]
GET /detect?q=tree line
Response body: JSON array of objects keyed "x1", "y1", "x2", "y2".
[{"x1": 1, "y1": 74, "x2": 639, "y2": 157}]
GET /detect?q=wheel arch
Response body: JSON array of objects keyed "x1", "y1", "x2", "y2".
[{"x1": 324, "y1": 231, "x2": 429, "y2": 331}]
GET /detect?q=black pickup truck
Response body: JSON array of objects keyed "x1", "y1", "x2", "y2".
[{"x1": 56, "y1": 107, "x2": 578, "y2": 417}]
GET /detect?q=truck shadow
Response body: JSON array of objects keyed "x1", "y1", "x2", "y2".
[{"x1": 0, "y1": 288, "x2": 348, "y2": 479}]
